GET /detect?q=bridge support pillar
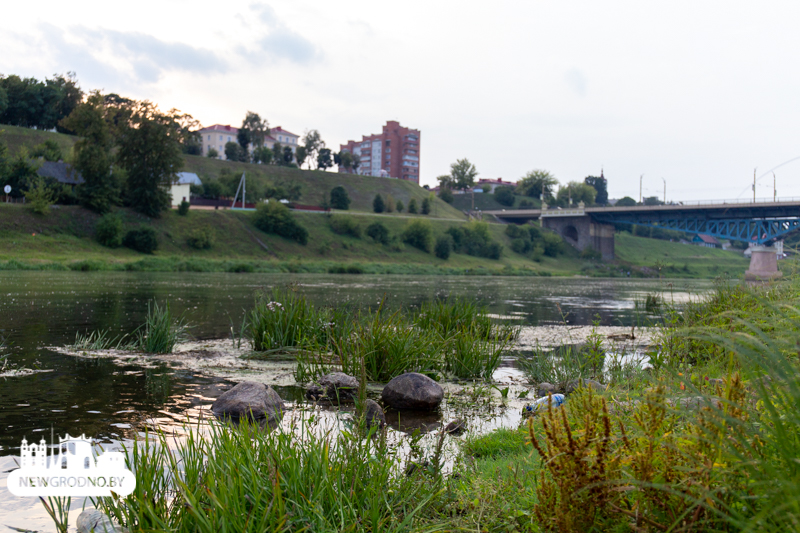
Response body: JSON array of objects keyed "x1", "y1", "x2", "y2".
[
  {"x1": 541, "y1": 215, "x2": 615, "y2": 260},
  {"x1": 745, "y1": 246, "x2": 782, "y2": 281}
]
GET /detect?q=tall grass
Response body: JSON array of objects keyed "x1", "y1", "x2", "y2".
[
  {"x1": 95, "y1": 417, "x2": 442, "y2": 532},
  {"x1": 245, "y1": 288, "x2": 329, "y2": 351},
  {"x1": 72, "y1": 328, "x2": 129, "y2": 351},
  {"x1": 136, "y1": 301, "x2": 188, "y2": 354}
]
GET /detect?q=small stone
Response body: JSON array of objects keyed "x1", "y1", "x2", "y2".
[
  {"x1": 444, "y1": 419, "x2": 466, "y2": 435},
  {"x1": 306, "y1": 372, "x2": 359, "y2": 403},
  {"x1": 536, "y1": 382, "x2": 556, "y2": 397},
  {"x1": 381, "y1": 372, "x2": 444, "y2": 411},
  {"x1": 77, "y1": 509, "x2": 126, "y2": 533},
  {"x1": 363, "y1": 399, "x2": 386, "y2": 429},
  {"x1": 211, "y1": 381, "x2": 285, "y2": 426}
]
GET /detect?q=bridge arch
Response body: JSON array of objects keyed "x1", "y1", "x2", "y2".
[{"x1": 562, "y1": 225, "x2": 579, "y2": 243}]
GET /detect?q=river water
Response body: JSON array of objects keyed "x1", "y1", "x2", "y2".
[{"x1": 0, "y1": 272, "x2": 711, "y2": 530}]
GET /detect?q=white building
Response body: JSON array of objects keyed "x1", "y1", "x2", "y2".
[
  {"x1": 170, "y1": 172, "x2": 201, "y2": 207},
  {"x1": 198, "y1": 125, "x2": 300, "y2": 161}
]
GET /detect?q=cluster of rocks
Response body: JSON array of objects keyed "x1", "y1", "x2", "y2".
[{"x1": 211, "y1": 371, "x2": 449, "y2": 432}]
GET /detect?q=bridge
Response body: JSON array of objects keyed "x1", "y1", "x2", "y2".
[{"x1": 481, "y1": 197, "x2": 800, "y2": 279}]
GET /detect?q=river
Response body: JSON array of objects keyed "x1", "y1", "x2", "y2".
[{"x1": 0, "y1": 272, "x2": 711, "y2": 530}]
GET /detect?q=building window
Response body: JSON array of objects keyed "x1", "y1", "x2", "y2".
[
  {"x1": 219, "y1": 135, "x2": 223, "y2": 141},
  {"x1": 207, "y1": 135, "x2": 211, "y2": 141},
  {"x1": 385, "y1": 140, "x2": 390, "y2": 147}
]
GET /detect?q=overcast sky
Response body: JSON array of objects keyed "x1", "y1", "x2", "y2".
[{"x1": 2, "y1": 1, "x2": 799, "y2": 201}]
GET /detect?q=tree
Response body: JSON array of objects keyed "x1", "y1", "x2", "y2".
[
  {"x1": 556, "y1": 181, "x2": 597, "y2": 206},
  {"x1": 517, "y1": 170, "x2": 558, "y2": 200},
  {"x1": 253, "y1": 146, "x2": 273, "y2": 164},
  {"x1": 282, "y1": 146, "x2": 295, "y2": 166},
  {"x1": 449, "y1": 159, "x2": 478, "y2": 191},
  {"x1": 351, "y1": 154, "x2": 361, "y2": 174},
  {"x1": 366, "y1": 221, "x2": 390, "y2": 244},
  {"x1": 24, "y1": 176, "x2": 55, "y2": 215},
  {"x1": 60, "y1": 92, "x2": 116, "y2": 213},
  {"x1": 643, "y1": 196, "x2": 663, "y2": 206},
  {"x1": 494, "y1": 186, "x2": 515, "y2": 206},
  {"x1": 50, "y1": 72, "x2": 83, "y2": 134},
  {"x1": 373, "y1": 194, "x2": 385, "y2": 213},
  {"x1": 408, "y1": 198, "x2": 418, "y2": 214},
  {"x1": 295, "y1": 145, "x2": 307, "y2": 168},
  {"x1": 330, "y1": 186, "x2": 350, "y2": 210},
  {"x1": 317, "y1": 147, "x2": 333, "y2": 170},
  {"x1": 385, "y1": 194, "x2": 395, "y2": 213},
  {"x1": 584, "y1": 174, "x2": 608, "y2": 205},
  {"x1": 302, "y1": 130, "x2": 323, "y2": 169},
  {"x1": 438, "y1": 188, "x2": 454, "y2": 204},
  {"x1": 239, "y1": 111, "x2": 269, "y2": 151},
  {"x1": 402, "y1": 220, "x2": 433, "y2": 252},
  {"x1": 434, "y1": 235, "x2": 453, "y2": 260},
  {"x1": 272, "y1": 142, "x2": 283, "y2": 164},
  {"x1": 616, "y1": 196, "x2": 637, "y2": 207},
  {"x1": 338, "y1": 150, "x2": 354, "y2": 172},
  {"x1": 225, "y1": 141, "x2": 246, "y2": 162},
  {"x1": 421, "y1": 196, "x2": 431, "y2": 215},
  {"x1": 3, "y1": 148, "x2": 38, "y2": 198},
  {"x1": 207, "y1": 147, "x2": 219, "y2": 158},
  {"x1": 117, "y1": 102, "x2": 184, "y2": 218},
  {"x1": 437, "y1": 174, "x2": 454, "y2": 190},
  {"x1": 395, "y1": 200, "x2": 404, "y2": 213}
]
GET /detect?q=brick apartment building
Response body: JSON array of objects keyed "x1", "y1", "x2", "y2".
[
  {"x1": 198, "y1": 124, "x2": 300, "y2": 161},
  {"x1": 338, "y1": 121, "x2": 420, "y2": 183}
]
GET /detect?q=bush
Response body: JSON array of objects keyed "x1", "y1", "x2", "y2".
[
  {"x1": 541, "y1": 231, "x2": 563, "y2": 257},
  {"x1": 95, "y1": 213, "x2": 123, "y2": 248},
  {"x1": 504, "y1": 224, "x2": 527, "y2": 239},
  {"x1": 434, "y1": 235, "x2": 453, "y2": 260},
  {"x1": 385, "y1": 194, "x2": 395, "y2": 212},
  {"x1": 24, "y1": 176, "x2": 55, "y2": 215},
  {"x1": 366, "y1": 221, "x2": 390, "y2": 244},
  {"x1": 395, "y1": 200, "x2": 404, "y2": 213},
  {"x1": 330, "y1": 186, "x2": 351, "y2": 210},
  {"x1": 407, "y1": 198, "x2": 418, "y2": 214},
  {"x1": 187, "y1": 228, "x2": 214, "y2": 250},
  {"x1": 510, "y1": 238, "x2": 531, "y2": 254},
  {"x1": 373, "y1": 194, "x2": 385, "y2": 213},
  {"x1": 421, "y1": 196, "x2": 431, "y2": 215},
  {"x1": 123, "y1": 226, "x2": 159, "y2": 254},
  {"x1": 253, "y1": 201, "x2": 308, "y2": 245},
  {"x1": 438, "y1": 188, "x2": 454, "y2": 204},
  {"x1": 177, "y1": 200, "x2": 190, "y2": 216},
  {"x1": 519, "y1": 198, "x2": 533, "y2": 208},
  {"x1": 446, "y1": 221, "x2": 501, "y2": 260},
  {"x1": 328, "y1": 215, "x2": 361, "y2": 238},
  {"x1": 494, "y1": 186, "x2": 515, "y2": 206},
  {"x1": 402, "y1": 219, "x2": 433, "y2": 252}
]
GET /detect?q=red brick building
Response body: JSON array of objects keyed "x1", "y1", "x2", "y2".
[{"x1": 339, "y1": 121, "x2": 420, "y2": 183}]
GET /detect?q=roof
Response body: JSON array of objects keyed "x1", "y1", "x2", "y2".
[
  {"x1": 694, "y1": 234, "x2": 720, "y2": 245},
  {"x1": 175, "y1": 172, "x2": 201, "y2": 185},
  {"x1": 270, "y1": 126, "x2": 299, "y2": 138},
  {"x1": 199, "y1": 124, "x2": 239, "y2": 134},
  {"x1": 477, "y1": 178, "x2": 516, "y2": 186},
  {"x1": 37, "y1": 161, "x2": 83, "y2": 185}
]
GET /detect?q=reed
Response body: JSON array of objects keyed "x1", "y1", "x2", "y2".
[
  {"x1": 445, "y1": 328, "x2": 510, "y2": 380},
  {"x1": 136, "y1": 301, "x2": 188, "y2": 354},
  {"x1": 95, "y1": 416, "x2": 442, "y2": 532},
  {"x1": 245, "y1": 288, "x2": 328, "y2": 351},
  {"x1": 72, "y1": 329, "x2": 128, "y2": 351}
]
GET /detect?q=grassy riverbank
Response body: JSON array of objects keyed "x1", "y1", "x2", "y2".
[{"x1": 0, "y1": 202, "x2": 750, "y2": 277}]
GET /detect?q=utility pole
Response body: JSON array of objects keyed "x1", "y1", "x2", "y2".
[
  {"x1": 662, "y1": 178, "x2": 666, "y2": 204},
  {"x1": 753, "y1": 168, "x2": 756, "y2": 202},
  {"x1": 773, "y1": 172, "x2": 777, "y2": 202},
  {"x1": 639, "y1": 175, "x2": 643, "y2": 204}
]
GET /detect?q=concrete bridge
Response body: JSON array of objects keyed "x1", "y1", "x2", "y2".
[{"x1": 482, "y1": 198, "x2": 800, "y2": 279}]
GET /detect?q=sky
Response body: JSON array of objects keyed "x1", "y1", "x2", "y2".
[{"x1": 2, "y1": 0, "x2": 799, "y2": 201}]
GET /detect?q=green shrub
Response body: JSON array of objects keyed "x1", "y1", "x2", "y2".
[
  {"x1": 24, "y1": 176, "x2": 55, "y2": 215},
  {"x1": 510, "y1": 238, "x2": 531, "y2": 254},
  {"x1": 395, "y1": 200, "x2": 405, "y2": 213},
  {"x1": 421, "y1": 196, "x2": 431, "y2": 215},
  {"x1": 365, "y1": 221, "x2": 390, "y2": 244},
  {"x1": 438, "y1": 188, "x2": 454, "y2": 204},
  {"x1": 407, "y1": 198, "x2": 418, "y2": 214},
  {"x1": 95, "y1": 213, "x2": 123, "y2": 248},
  {"x1": 123, "y1": 226, "x2": 159, "y2": 254},
  {"x1": 541, "y1": 231, "x2": 563, "y2": 257},
  {"x1": 373, "y1": 194, "x2": 385, "y2": 213},
  {"x1": 253, "y1": 201, "x2": 308, "y2": 245},
  {"x1": 186, "y1": 228, "x2": 214, "y2": 250},
  {"x1": 504, "y1": 224, "x2": 527, "y2": 239},
  {"x1": 446, "y1": 221, "x2": 501, "y2": 260},
  {"x1": 434, "y1": 235, "x2": 453, "y2": 260},
  {"x1": 494, "y1": 186, "x2": 515, "y2": 206},
  {"x1": 328, "y1": 215, "x2": 361, "y2": 238},
  {"x1": 402, "y1": 219, "x2": 433, "y2": 252},
  {"x1": 177, "y1": 200, "x2": 190, "y2": 216},
  {"x1": 330, "y1": 186, "x2": 350, "y2": 210},
  {"x1": 328, "y1": 264, "x2": 364, "y2": 274}
]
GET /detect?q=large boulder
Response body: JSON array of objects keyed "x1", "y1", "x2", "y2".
[
  {"x1": 211, "y1": 381, "x2": 285, "y2": 426},
  {"x1": 306, "y1": 372, "x2": 359, "y2": 403},
  {"x1": 381, "y1": 372, "x2": 443, "y2": 411},
  {"x1": 363, "y1": 399, "x2": 386, "y2": 430}
]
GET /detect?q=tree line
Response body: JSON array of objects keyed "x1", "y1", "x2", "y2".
[
  {"x1": 0, "y1": 73, "x2": 83, "y2": 133},
  {"x1": 435, "y1": 159, "x2": 611, "y2": 208}
]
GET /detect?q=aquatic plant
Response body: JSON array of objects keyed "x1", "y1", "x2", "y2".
[
  {"x1": 136, "y1": 301, "x2": 188, "y2": 354},
  {"x1": 445, "y1": 328, "x2": 510, "y2": 380},
  {"x1": 95, "y1": 416, "x2": 441, "y2": 532},
  {"x1": 245, "y1": 288, "x2": 327, "y2": 351},
  {"x1": 72, "y1": 328, "x2": 129, "y2": 351}
]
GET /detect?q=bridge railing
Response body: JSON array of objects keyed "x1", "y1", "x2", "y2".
[{"x1": 661, "y1": 197, "x2": 800, "y2": 206}]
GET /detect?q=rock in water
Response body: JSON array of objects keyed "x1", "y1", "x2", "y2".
[
  {"x1": 363, "y1": 399, "x2": 386, "y2": 429},
  {"x1": 444, "y1": 418, "x2": 466, "y2": 435},
  {"x1": 381, "y1": 372, "x2": 444, "y2": 411},
  {"x1": 211, "y1": 381, "x2": 285, "y2": 426},
  {"x1": 77, "y1": 509, "x2": 126, "y2": 533},
  {"x1": 306, "y1": 372, "x2": 359, "y2": 403}
]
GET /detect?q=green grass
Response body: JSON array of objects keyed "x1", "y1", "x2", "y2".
[
  {"x1": 0, "y1": 124, "x2": 78, "y2": 160},
  {"x1": 136, "y1": 301, "x2": 187, "y2": 354},
  {"x1": 450, "y1": 192, "x2": 541, "y2": 212}
]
